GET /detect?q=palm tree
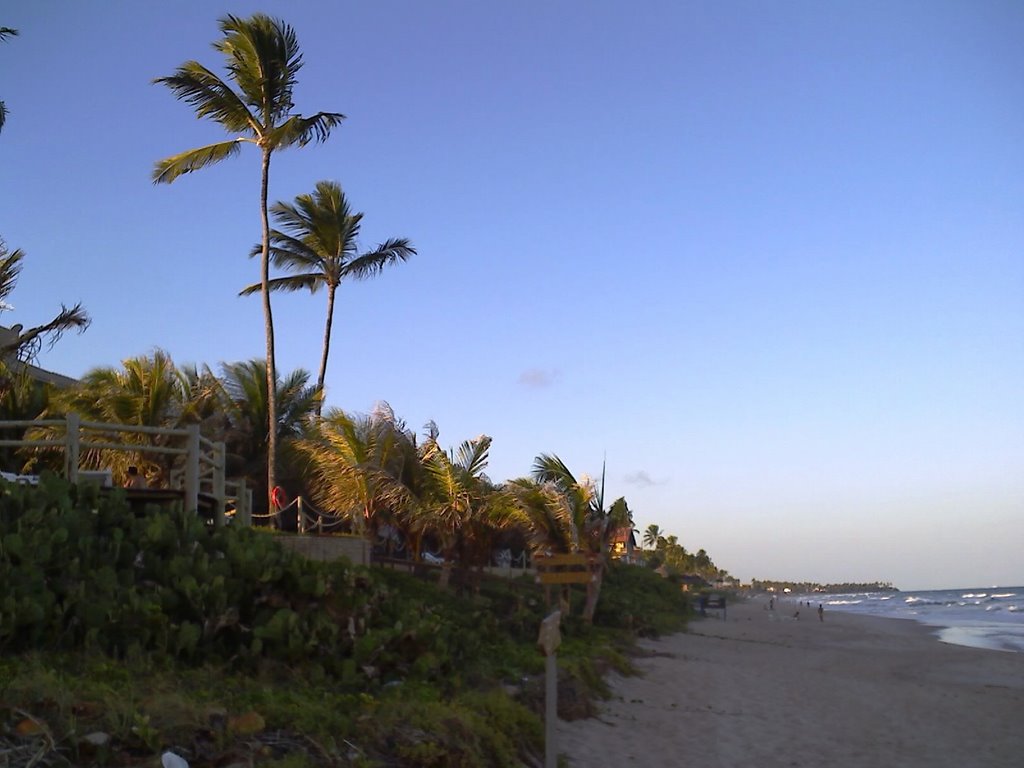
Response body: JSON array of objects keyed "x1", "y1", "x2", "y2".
[
  {"x1": 643, "y1": 523, "x2": 662, "y2": 552},
  {"x1": 0, "y1": 239, "x2": 90, "y2": 361},
  {"x1": 153, "y1": 13, "x2": 343, "y2": 505},
  {"x1": 416, "y1": 432, "x2": 524, "y2": 588},
  {"x1": 28, "y1": 351, "x2": 218, "y2": 484},
  {"x1": 293, "y1": 402, "x2": 417, "y2": 538},
  {"x1": 239, "y1": 181, "x2": 415, "y2": 410},
  {"x1": 529, "y1": 453, "x2": 613, "y2": 622},
  {"x1": 0, "y1": 27, "x2": 18, "y2": 135},
  {"x1": 216, "y1": 359, "x2": 321, "y2": 511}
]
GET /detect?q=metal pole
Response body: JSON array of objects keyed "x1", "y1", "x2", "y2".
[
  {"x1": 545, "y1": 652, "x2": 557, "y2": 768},
  {"x1": 213, "y1": 441, "x2": 226, "y2": 527},
  {"x1": 184, "y1": 424, "x2": 200, "y2": 515},
  {"x1": 65, "y1": 412, "x2": 80, "y2": 483},
  {"x1": 537, "y1": 610, "x2": 562, "y2": 768}
]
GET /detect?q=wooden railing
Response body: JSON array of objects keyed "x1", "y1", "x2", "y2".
[{"x1": 0, "y1": 414, "x2": 250, "y2": 526}]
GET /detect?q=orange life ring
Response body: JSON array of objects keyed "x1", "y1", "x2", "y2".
[{"x1": 270, "y1": 485, "x2": 288, "y2": 510}]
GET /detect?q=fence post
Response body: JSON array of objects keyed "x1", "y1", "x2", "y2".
[
  {"x1": 237, "y1": 478, "x2": 250, "y2": 527},
  {"x1": 184, "y1": 424, "x2": 200, "y2": 515},
  {"x1": 212, "y1": 440, "x2": 226, "y2": 527},
  {"x1": 65, "y1": 412, "x2": 80, "y2": 483}
]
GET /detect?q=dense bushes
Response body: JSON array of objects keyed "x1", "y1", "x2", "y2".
[
  {"x1": 594, "y1": 560, "x2": 690, "y2": 636},
  {"x1": 0, "y1": 477, "x2": 695, "y2": 765}
]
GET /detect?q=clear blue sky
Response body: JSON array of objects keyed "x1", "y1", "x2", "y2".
[{"x1": 2, "y1": 1, "x2": 1021, "y2": 590}]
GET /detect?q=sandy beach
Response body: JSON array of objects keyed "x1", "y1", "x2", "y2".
[{"x1": 557, "y1": 598, "x2": 1024, "y2": 767}]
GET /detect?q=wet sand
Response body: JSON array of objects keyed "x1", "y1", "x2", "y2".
[{"x1": 557, "y1": 598, "x2": 1024, "y2": 767}]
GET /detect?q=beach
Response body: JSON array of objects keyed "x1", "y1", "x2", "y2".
[{"x1": 557, "y1": 598, "x2": 1024, "y2": 767}]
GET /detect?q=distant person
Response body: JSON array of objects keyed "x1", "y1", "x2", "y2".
[
  {"x1": 769, "y1": 597, "x2": 775, "y2": 611},
  {"x1": 125, "y1": 466, "x2": 148, "y2": 489},
  {"x1": 818, "y1": 604, "x2": 824, "y2": 622},
  {"x1": 793, "y1": 609, "x2": 800, "y2": 620}
]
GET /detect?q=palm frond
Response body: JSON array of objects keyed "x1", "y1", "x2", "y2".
[
  {"x1": 238, "y1": 273, "x2": 321, "y2": 297},
  {"x1": 1, "y1": 304, "x2": 90, "y2": 359},
  {"x1": 344, "y1": 239, "x2": 416, "y2": 280},
  {"x1": 153, "y1": 61, "x2": 257, "y2": 134},
  {"x1": 0, "y1": 244, "x2": 24, "y2": 305},
  {"x1": 0, "y1": 28, "x2": 18, "y2": 42},
  {"x1": 152, "y1": 139, "x2": 248, "y2": 184},
  {"x1": 216, "y1": 14, "x2": 302, "y2": 122},
  {"x1": 455, "y1": 435, "x2": 491, "y2": 478},
  {"x1": 0, "y1": 101, "x2": 8, "y2": 135},
  {"x1": 532, "y1": 453, "x2": 577, "y2": 488},
  {"x1": 267, "y1": 112, "x2": 345, "y2": 149}
]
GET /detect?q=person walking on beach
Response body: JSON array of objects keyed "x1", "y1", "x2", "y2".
[{"x1": 818, "y1": 604, "x2": 824, "y2": 622}]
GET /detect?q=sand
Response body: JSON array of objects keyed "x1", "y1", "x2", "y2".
[{"x1": 556, "y1": 598, "x2": 1024, "y2": 767}]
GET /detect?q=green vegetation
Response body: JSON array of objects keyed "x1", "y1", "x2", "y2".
[
  {"x1": 640, "y1": 522, "x2": 733, "y2": 585},
  {"x1": 749, "y1": 579, "x2": 898, "y2": 594},
  {"x1": 0, "y1": 477, "x2": 690, "y2": 766}
]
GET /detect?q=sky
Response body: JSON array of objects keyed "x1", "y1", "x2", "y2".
[{"x1": 1, "y1": 1, "x2": 1021, "y2": 590}]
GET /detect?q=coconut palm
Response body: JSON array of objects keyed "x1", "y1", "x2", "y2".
[
  {"x1": 416, "y1": 432, "x2": 525, "y2": 587},
  {"x1": 293, "y1": 402, "x2": 417, "y2": 538},
  {"x1": 27, "y1": 351, "x2": 219, "y2": 483},
  {"x1": 0, "y1": 27, "x2": 18, "y2": 135},
  {"x1": 643, "y1": 523, "x2": 662, "y2": 552},
  {"x1": 530, "y1": 453, "x2": 614, "y2": 622},
  {"x1": 239, "y1": 181, "x2": 414, "y2": 410},
  {"x1": 0, "y1": 239, "x2": 89, "y2": 361},
  {"x1": 153, "y1": 13, "x2": 343, "y2": 504},
  {"x1": 216, "y1": 359, "x2": 321, "y2": 509}
]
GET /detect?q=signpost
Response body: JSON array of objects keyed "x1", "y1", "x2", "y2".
[{"x1": 537, "y1": 610, "x2": 562, "y2": 768}]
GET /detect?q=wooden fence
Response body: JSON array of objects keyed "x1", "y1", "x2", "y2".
[{"x1": 0, "y1": 414, "x2": 250, "y2": 526}]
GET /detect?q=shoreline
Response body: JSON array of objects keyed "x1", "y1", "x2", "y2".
[{"x1": 557, "y1": 598, "x2": 1024, "y2": 767}]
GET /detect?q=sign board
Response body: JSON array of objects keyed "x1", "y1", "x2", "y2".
[{"x1": 533, "y1": 553, "x2": 593, "y2": 585}]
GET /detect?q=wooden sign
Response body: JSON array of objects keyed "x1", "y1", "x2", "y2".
[{"x1": 533, "y1": 553, "x2": 593, "y2": 585}]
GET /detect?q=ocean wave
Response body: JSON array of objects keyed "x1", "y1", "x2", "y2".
[
  {"x1": 961, "y1": 593, "x2": 988, "y2": 599},
  {"x1": 905, "y1": 596, "x2": 945, "y2": 606},
  {"x1": 992, "y1": 593, "x2": 1016, "y2": 599}
]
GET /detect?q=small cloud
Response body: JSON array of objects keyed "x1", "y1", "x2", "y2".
[
  {"x1": 623, "y1": 470, "x2": 663, "y2": 488},
  {"x1": 518, "y1": 368, "x2": 560, "y2": 388}
]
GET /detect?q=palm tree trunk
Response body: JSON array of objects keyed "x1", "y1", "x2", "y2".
[
  {"x1": 260, "y1": 148, "x2": 279, "y2": 511},
  {"x1": 583, "y1": 568, "x2": 603, "y2": 624},
  {"x1": 315, "y1": 283, "x2": 336, "y2": 416}
]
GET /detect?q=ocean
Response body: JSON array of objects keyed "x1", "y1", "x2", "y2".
[{"x1": 798, "y1": 587, "x2": 1024, "y2": 653}]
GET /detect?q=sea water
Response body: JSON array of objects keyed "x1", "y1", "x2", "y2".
[{"x1": 801, "y1": 587, "x2": 1024, "y2": 653}]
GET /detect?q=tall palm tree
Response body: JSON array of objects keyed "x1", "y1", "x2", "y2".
[
  {"x1": 240, "y1": 181, "x2": 414, "y2": 410},
  {"x1": 153, "y1": 13, "x2": 343, "y2": 505},
  {"x1": 0, "y1": 27, "x2": 18, "y2": 135}
]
